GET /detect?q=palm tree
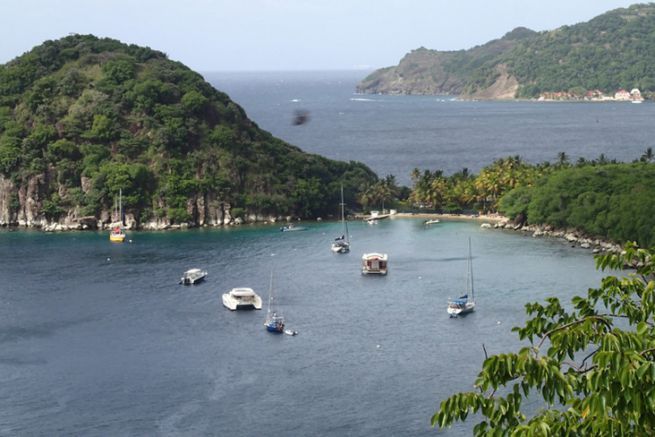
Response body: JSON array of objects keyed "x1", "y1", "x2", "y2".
[{"x1": 641, "y1": 147, "x2": 654, "y2": 162}]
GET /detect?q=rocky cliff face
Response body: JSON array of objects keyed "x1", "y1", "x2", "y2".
[
  {"x1": 17, "y1": 173, "x2": 49, "y2": 227},
  {"x1": 357, "y1": 49, "x2": 465, "y2": 95},
  {"x1": 468, "y1": 64, "x2": 519, "y2": 100},
  {"x1": 0, "y1": 173, "x2": 242, "y2": 231},
  {"x1": 0, "y1": 176, "x2": 17, "y2": 226},
  {"x1": 357, "y1": 28, "x2": 534, "y2": 98}
]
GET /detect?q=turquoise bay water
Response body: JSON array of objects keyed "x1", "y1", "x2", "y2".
[
  {"x1": 1, "y1": 70, "x2": 635, "y2": 435},
  {"x1": 0, "y1": 220, "x2": 606, "y2": 435}
]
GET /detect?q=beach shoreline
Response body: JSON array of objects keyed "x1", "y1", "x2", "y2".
[
  {"x1": 387, "y1": 212, "x2": 623, "y2": 254},
  {"x1": 392, "y1": 212, "x2": 507, "y2": 223}
]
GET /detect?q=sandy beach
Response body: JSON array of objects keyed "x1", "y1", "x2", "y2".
[{"x1": 392, "y1": 212, "x2": 507, "y2": 223}]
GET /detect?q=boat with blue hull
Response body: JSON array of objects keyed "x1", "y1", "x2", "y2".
[
  {"x1": 447, "y1": 237, "x2": 476, "y2": 317},
  {"x1": 264, "y1": 271, "x2": 285, "y2": 334},
  {"x1": 265, "y1": 313, "x2": 285, "y2": 333}
]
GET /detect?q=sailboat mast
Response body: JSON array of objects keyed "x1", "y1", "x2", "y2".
[
  {"x1": 340, "y1": 184, "x2": 349, "y2": 243},
  {"x1": 267, "y1": 269, "x2": 274, "y2": 316},
  {"x1": 119, "y1": 188, "x2": 123, "y2": 226},
  {"x1": 468, "y1": 237, "x2": 474, "y2": 301}
]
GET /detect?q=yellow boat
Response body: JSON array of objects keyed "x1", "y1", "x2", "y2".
[
  {"x1": 109, "y1": 189, "x2": 126, "y2": 243},
  {"x1": 109, "y1": 226, "x2": 126, "y2": 243}
]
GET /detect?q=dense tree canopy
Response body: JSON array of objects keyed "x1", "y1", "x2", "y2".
[
  {"x1": 409, "y1": 156, "x2": 550, "y2": 214},
  {"x1": 433, "y1": 243, "x2": 655, "y2": 435},
  {"x1": 408, "y1": 154, "x2": 654, "y2": 247},
  {"x1": 0, "y1": 34, "x2": 377, "y2": 225},
  {"x1": 499, "y1": 163, "x2": 655, "y2": 247}
]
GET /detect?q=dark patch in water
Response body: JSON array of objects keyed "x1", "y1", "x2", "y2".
[{"x1": 0, "y1": 318, "x2": 93, "y2": 344}]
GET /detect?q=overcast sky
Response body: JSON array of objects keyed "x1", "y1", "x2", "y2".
[{"x1": 0, "y1": 0, "x2": 643, "y2": 71}]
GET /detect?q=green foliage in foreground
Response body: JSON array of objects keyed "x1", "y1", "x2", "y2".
[
  {"x1": 433, "y1": 243, "x2": 655, "y2": 435},
  {"x1": 499, "y1": 163, "x2": 655, "y2": 247},
  {"x1": 0, "y1": 34, "x2": 377, "y2": 224}
]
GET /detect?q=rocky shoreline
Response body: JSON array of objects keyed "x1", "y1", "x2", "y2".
[
  {"x1": 0, "y1": 209, "x2": 626, "y2": 254},
  {"x1": 2, "y1": 212, "x2": 296, "y2": 233},
  {"x1": 482, "y1": 217, "x2": 623, "y2": 254},
  {"x1": 395, "y1": 212, "x2": 623, "y2": 254}
]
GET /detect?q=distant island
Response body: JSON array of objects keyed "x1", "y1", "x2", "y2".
[
  {"x1": 357, "y1": 3, "x2": 655, "y2": 100},
  {"x1": 0, "y1": 35, "x2": 377, "y2": 231}
]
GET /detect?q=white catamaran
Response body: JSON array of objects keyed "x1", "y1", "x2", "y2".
[
  {"x1": 331, "y1": 185, "x2": 350, "y2": 253},
  {"x1": 447, "y1": 237, "x2": 476, "y2": 317}
]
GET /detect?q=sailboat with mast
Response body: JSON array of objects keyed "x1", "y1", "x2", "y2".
[
  {"x1": 331, "y1": 185, "x2": 350, "y2": 253},
  {"x1": 109, "y1": 189, "x2": 126, "y2": 243},
  {"x1": 447, "y1": 237, "x2": 476, "y2": 317},
  {"x1": 264, "y1": 271, "x2": 285, "y2": 333}
]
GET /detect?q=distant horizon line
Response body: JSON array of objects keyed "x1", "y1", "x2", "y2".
[{"x1": 199, "y1": 67, "x2": 378, "y2": 74}]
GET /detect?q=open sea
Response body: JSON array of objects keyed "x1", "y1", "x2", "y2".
[
  {"x1": 0, "y1": 70, "x2": 643, "y2": 435},
  {"x1": 206, "y1": 70, "x2": 655, "y2": 185}
]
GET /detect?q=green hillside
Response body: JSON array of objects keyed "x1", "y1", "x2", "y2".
[
  {"x1": 499, "y1": 163, "x2": 655, "y2": 246},
  {"x1": 358, "y1": 3, "x2": 655, "y2": 99},
  {"x1": 0, "y1": 35, "x2": 376, "y2": 229}
]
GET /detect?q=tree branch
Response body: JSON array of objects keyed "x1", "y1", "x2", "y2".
[
  {"x1": 580, "y1": 348, "x2": 599, "y2": 368},
  {"x1": 537, "y1": 316, "x2": 612, "y2": 349},
  {"x1": 640, "y1": 347, "x2": 655, "y2": 358},
  {"x1": 563, "y1": 360, "x2": 597, "y2": 374},
  {"x1": 597, "y1": 313, "x2": 653, "y2": 327}
]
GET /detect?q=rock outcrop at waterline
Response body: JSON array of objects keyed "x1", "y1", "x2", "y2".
[
  {"x1": 484, "y1": 217, "x2": 623, "y2": 254},
  {"x1": 0, "y1": 35, "x2": 377, "y2": 231}
]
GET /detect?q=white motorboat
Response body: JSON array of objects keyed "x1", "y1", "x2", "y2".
[
  {"x1": 280, "y1": 223, "x2": 306, "y2": 232},
  {"x1": 447, "y1": 238, "x2": 476, "y2": 317},
  {"x1": 365, "y1": 213, "x2": 389, "y2": 223},
  {"x1": 361, "y1": 253, "x2": 388, "y2": 275},
  {"x1": 222, "y1": 287, "x2": 263, "y2": 310},
  {"x1": 179, "y1": 268, "x2": 208, "y2": 285},
  {"x1": 424, "y1": 219, "x2": 440, "y2": 225}
]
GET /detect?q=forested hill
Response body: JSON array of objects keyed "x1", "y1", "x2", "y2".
[
  {"x1": 0, "y1": 35, "x2": 377, "y2": 229},
  {"x1": 358, "y1": 3, "x2": 655, "y2": 99}
]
